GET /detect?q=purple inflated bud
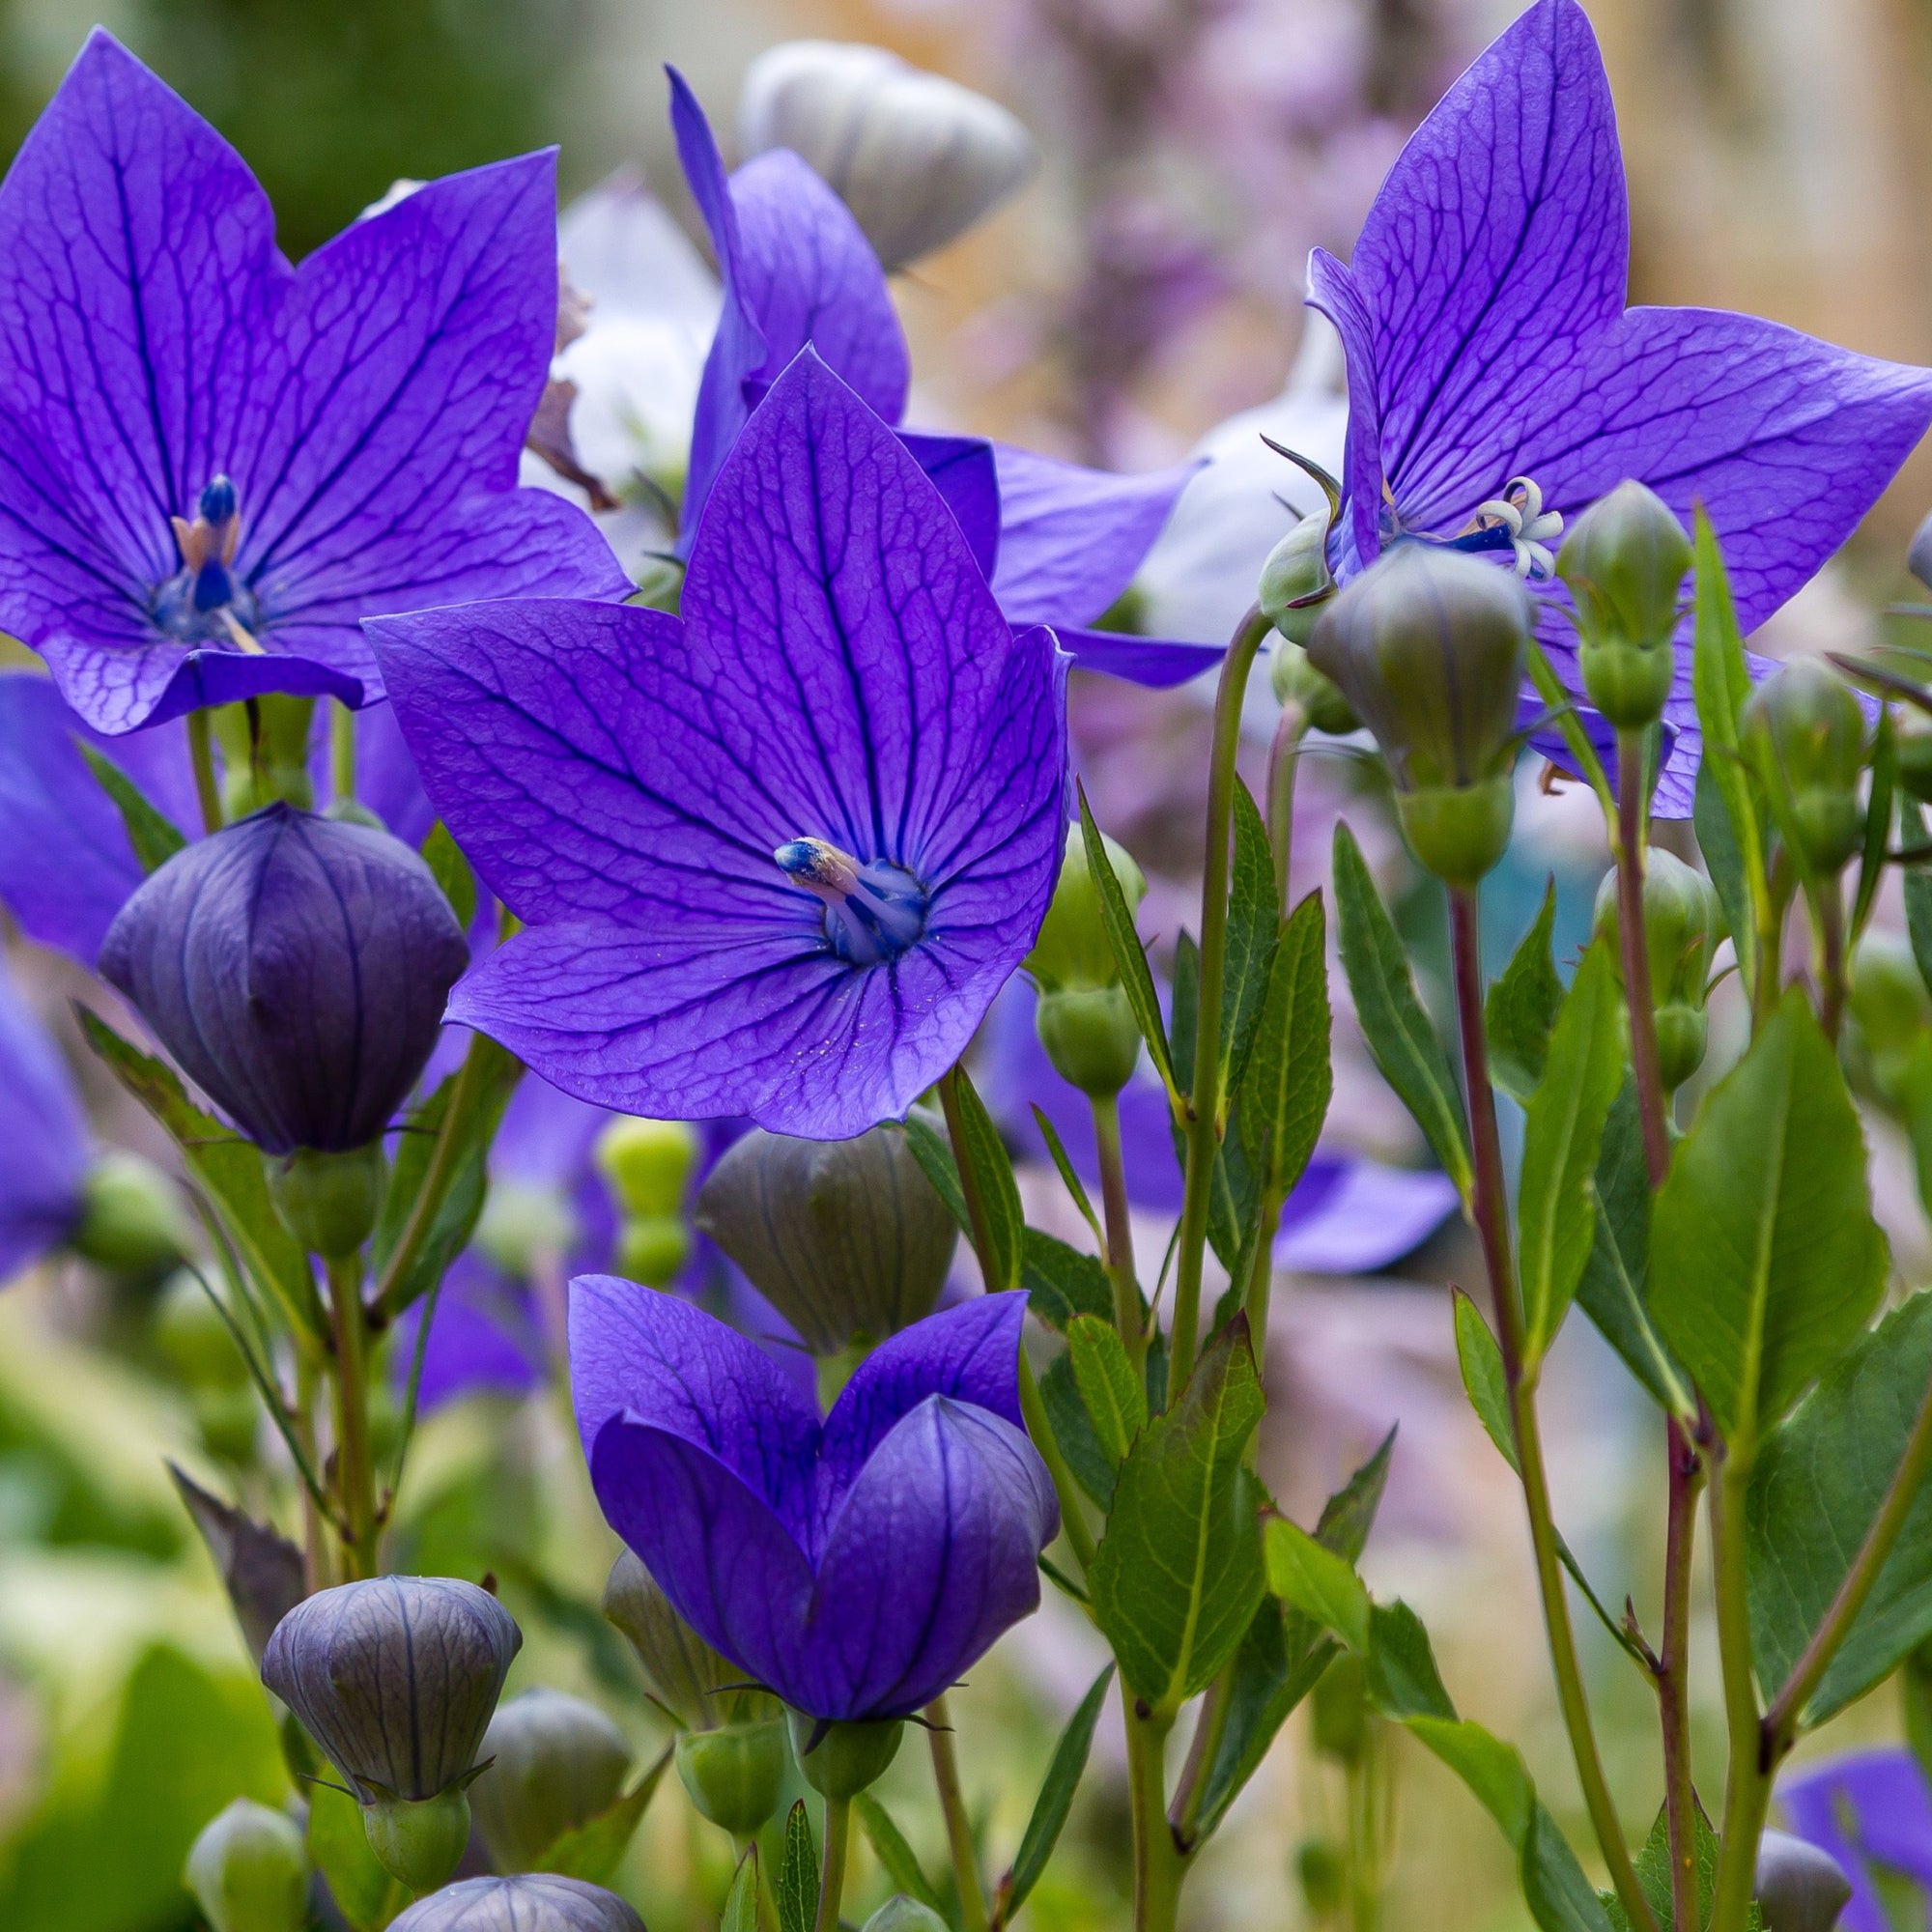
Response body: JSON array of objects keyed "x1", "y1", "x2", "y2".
[
  {"x1": 388, "y1": 1877, "x2": 644, "y2": 1932},
  {"x1": 99, "y1": 804, "x2": 469, "y2": 1157},
  {"x1": 602, "y1": 1550, "x2": 765, "y2": 1730},
  {"x1": 1754, "y1": 1830, "x2": 1853, "y2": 1932}
]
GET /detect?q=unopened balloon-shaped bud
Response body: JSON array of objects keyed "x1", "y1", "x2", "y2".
[
  {"x1": 155, "y1": 1269, "x2": 250, "y2": 1389},
  {"x1": 1591, "y1": 848, "x2": 1723, "y2": 1090},
  {"x1": 614, "y1": 1216, "x2": 691, "y2": 1289},
  {"x1": 266, "y1": 1143, "x2": 386, "y2": 1259},
  {"x1": 263, "y1": 1577, "x2": 521, "y2": 1892},
  {"x1": 788, "y1": 1712, "x2": 903, "y2": 1800},
  {"x1": 1555, "y1": 481, "x2": 1691, "y2": 731},
  {"x1": 695, "y1": 1125, "x2": 956, "y2": 1352},
  {"x1": 603, "y1": 1550, "x2": 756, "y2": 1728},
  {"x1": 1296, "y1": 1838, "x2": 1347, "y2": 1919},
  {"x1": 1258, "y1": 514, "x2": 1336, "y2": 649},
  {"x1": 1269, "y1": 640, "x2": 1358, "y2": 738},
  {"x1": 1310, "y1": 1652, "x2": 1371, "y2": 1765},
  {"x1": 475, "y1": 1179, "x2": 580, "y2": 1284},
  {"x1": 1897, "y1": 710, "x2": 1932, "y2": 804},
  {"x1": 675, "y1": 1719, "x2": 788, "y2": 1835},
  {"x1": 863, "y1": 1899, "x2": 951, "y2": 1932},
  {"x1": 1755, "y1": 1830, "x2": 1853, "y2": 1932},
  {"x1": 1309, "y1": 546, "x2": 1529, "y2": 885},
  {"x1": 99, "y1": 805, "x2": 469, "y2": 1157},
  {"x1": 469, "y1": 1689, "x2": 632, "y2": 1874},
  {"x1": 739, "y1": 42, "x2": 1037, "y2": 268},
  {"x1": 1741, "y1": 659, "x2": 1867, "y2": 876},
  {"x1": 594, "y1": 1118, "x2": 699, "y2": 1221},
  {"x1": 1846, "y1": 934, "x2": 1932, "y2": 1114},
  {"x1": 1027, "y1": 823, "x2": 1145, "y2": 993},
  {"x1": 212, "y1": 696, "x2": 317, "y2": 818},
  {"x1": 70, "y1": 1151, "x2": 187, "y2": 1273},
  {"x1": 184, "y1": 1798, "x2": 309, "y2": 1932},
  {"x1": 388, "y1": 1875, "x2": 644, "y2": 1932}
]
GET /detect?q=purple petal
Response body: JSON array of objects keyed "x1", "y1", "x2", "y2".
[
  {"x1": 568, "y1": 1272, "x2": 819, "y2": 1534},
  {"x1": 800, "y1": 1397, "x2": 1056, "y2": 1718},
  {"x1": 1273, "y1": 1155, "x2": 1459, "y2": 1273},
  {"x1": 399, "y1": 1254, "x2": 547, "y2": 1411},
  {"x1": 898, "y1": 431, "x2": 1001, "y2": 581},
  {"x1": 1304, "y1": 248, "x2": 1383, "y2": 577},
  {"x1": 989, "y1": 444, "x2": 1198, "y2": 628},
  {"x1": 1050, "y1": 626, "x2": 1227, "y2": 689},
  {"x1": 39, "y1": 635, "x2": 363, "y2": 737},
  {"x1": 1780, "y1": 1750, "x2": 1932, "y2": 1932},
  {"x1": 0, "y1": 957, "x2": 90, "y2": 1280}
]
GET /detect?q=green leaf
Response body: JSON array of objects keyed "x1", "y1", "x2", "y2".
[
  {"x1": 1186, "y1": 1434, "x2": 1393, "y2": 1841},
  {"x1": 1090, "y1": 1318, "x2": 1266, "y2": 1713},
  {"x1": 899, "y1": 1112, "x2": 969, "y2": 1234},
  {"x1": 1238, "y1": 892, "x2": 1331, "y2": 1196},
  {"x1": 1904, "y1": 801, "x2": 1932, "y2": 1000},
  {"x1": 1485, "y1": 880, "x2": 1565, "y2": 1102},
  {"x1": 1609, "y1": 1802, "x2": 1763, "y2": 1932},
  {"x1": 1264, "y1": 1516, "x2": 1370, "y2": 1654},
  {"x1": 855, "y1": 1795, "x2": 947, "y2": 1918},
  {"x1": 999, "y1": 1663, "x2": 1115, "y2": 1921},
  {"x1": 1171, "y1": 929, "x2": 1201, "y2": 1100},
  {"x1": 1039, "y1": 1352, "x2": 1118, "y2": 1509},
  {"x1": 1021, "y1": 1228, "x2": 1115, "y2": 1333},
  {"x1": 946, "y1": 1066, "x2": 1024, "y2": 1291},
  {"x1": 1650, "y1": 987, "x2": 1889, "y2": 1459},
  {"x1": 1454, "y1": 1290, "x2": 1515, "y2": 1467},
  {"x1": 76, "y1": 742, "x2": 187, "y2": 872},
  {"x1": 1079, "y1": 784, "x2": 1177, "y2": 1102},
  {"x1": 1221, "y1": 778, "x2": 1280, "y2": 1094},
  {"x1": 1066, "y1": 1314, "x2": 1147, "y2": 1470},
  {"x1": 307, "y1": 1780, "x2": 409, "y2": 1931},
  {"x1": 1519, "y1": 942, "x2": 1625, "y2": 1358},
  {"x1": 723, "y1": 1846, "x2": 763, "y2": 1932},
  {"x1": 1854, "y1": 709, "x2": 1895, "y2": 941},
  {"x1": 1747, "y1": 1292, "x2": 1932, "y2": 1725},
  {"x1": 420, "y1": 819, "x2": 478, "y2": 931},
  {"x1": 544, "y1": 1747, "x2": 670, "y2": 1884},
  {"x1": 777, "y1": 1800, "x2": 816, "y2": 1932},
  {"x1": 1332, "y1": 821, "x2": 1471, "y2": 1201},
  {"x1": 74, "y1": 1008, "x2": 324, "y2": 1344},
  {"x1": 1030, "y1": 1105, "x2": 1105, "y2": 1246},
  {"x1": 1694, "y1": 759, "x2": 1749, "y2": 966},
  {"x1": 1363, "y1": 1600, "x2": 1455, "y2": 1721}
]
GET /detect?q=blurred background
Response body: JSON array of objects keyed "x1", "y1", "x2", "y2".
[{"x1": 1, "y1": 1, "x2": 1930, "y2": 1929}]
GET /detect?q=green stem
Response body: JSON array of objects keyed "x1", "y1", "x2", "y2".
[
  {"x1": 1167, "y1": 1677, "x2": 1231, "y2": 1853},
  {"x1": 925, "y1": 1694, "x2": 989, "y2": 1932},
  {"x1": 1448, "y1": 886, "x2": 1655, "y2": 1932},
  {"x1": 1016, "y1": 1349, "x2": 1097, "y2": 1574},
  {"x1": 187, "y1": 709, "x2": 223, "y2": 834},
  {"x1": 1172, "y1": 606, "x2": 1269, "y2": 1397},
  {"x1": 1749, "y1": 860, "x2": 1794, "y2": 1037},
  {"x1": 1614, "y1": 731, "x2": 1672, "y2": 1187},
  {"x1": 326, "y1": 1255, "x2": 377, "y2": 1579},
  {"x1": 331, "y1": 699, "x2": 356, "y2": 809},
  {"x1": 1659, "y1": 1420, "x2": 1705, "y2": 1932},
  {"x1": 1266, "y1": 701, "x2": 1305, "y2": 908},
  {"x1": 1125, "y1": 1701, "x2": 1180, "y2": 1932},
  {"x1": 813, "y1": 1796, "x2": 850, "y2": 1932},
  {"x1": 295, "y1": 1353, "x2": 327, "y2": 1590},
  {"x1": 1091, "y1": 1090, "x2": 1144, "y2": 1367},
  {"x1": 1815, "y1": 877, "x2": 1847, "y2": 1046},
  {"x1": 1708, "y1": 1463, "x2": 1772, "y2": 1932}
]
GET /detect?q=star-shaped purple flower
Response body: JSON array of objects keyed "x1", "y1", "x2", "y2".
[
  {"x1": 370, "y1": 350, "x2": 1069, "y2": 1139},
  {"x1": 668, "y1": 71, "x2": 1219, "y2": 689},
  {"x1": 0, "y1": 31, "x2": 629, "y2": 736},
  {"x1": 572, "y1": 1284, "x2": 1057, "y2": 1720},
  {"x1": 1308, "y1": 0, "x2": 1932, "y2": 812}
]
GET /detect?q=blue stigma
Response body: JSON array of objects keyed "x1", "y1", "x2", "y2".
[
  {"x1": 155, "y1": 473, "x2": 260, "y2": 644},
  {"x1": 774, "y1": 838, "x2": 929, "y2": 967},
  {"x1": 198, "y1": 474, "x2": 238, "y2": 526}
]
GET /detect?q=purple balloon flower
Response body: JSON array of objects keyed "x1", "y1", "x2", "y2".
[
  {"x1": 0, "y1": 957, "x2": 91, "y2": 1282},
  {"x1": 1780, "y1": 1749, "x2": 1932, "y2": 1932},
  {"x1": 370, "y1": 350, "x2": 1069, "y2": 1139},
  {"x1": 667, "y1": 72, "x2": 1219, "y2": 689},
  {"x1": 0, "y1": 31, "x2": 629, "y2": 737},
  {"x1": 1307, "y1": 0, "x2": 1932, "y2": 813},
  {"x1": 572, "y1": 1283, "x2": 1057, "y2": 1719}
]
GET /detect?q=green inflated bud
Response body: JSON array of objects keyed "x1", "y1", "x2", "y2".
[
  {"x1": 1258, "y1": 513, "x2": 1335, "y2": 646},
  {"x1": 863, "y1": 1898, "x2": 952, "y2": 1932},
  {"x1": 1592, "y1": 849, "x2": 1722, "y2": 1091},
  {"x1": 185, "y1": 1798, "x2": 309, "y2": 1932},
  {"x1": 1741, "y1": 658, "x2": 1867, "y2": 876},
  {"x1": 1555, "y1": 480, "x2": 1691, "y2": 731},
  {"x1": 71, "y1": 1151, "x2": 187, "y2": 1273},
  {"x1": 474, "y1": 1179, "x2": 580, "y2": 1283},
  {"x1": 602, "y1": 1551, "x2": 766, "y2": 1729},
  {"x1": 594, "y1": 1117, "x2": 699, "y2": 1221},
  {"x1": 1035, "y1": 985, "x2": 1142, "y2": 1096},
  {"x1": 615, "y1": 1214, "x2": 691, "y2": 1289},
  {"x1": 364, "y1": 1787, "x2": 473, "y2": 1896},
  {"x1": 1026, "y1": 823, "x2": 1146, "y2": 994},
  {"x1": 154, "y1": 1268, "x2": 249, "y2": 1389},
  {"x1": 1845, "y1": 934, "x2": 1932, "y2": 1116},
  {"x1": 1269, "y1": 639, "x2": 1358, "y2": 737},
  {"x1": 674, "y1": 1719, "x2": 788, "y2": 1836},
  {"x1": 470, "y1": 1689, "x2": 633, "y2": 1874},
  {"x1": 266, "y1": 1143, "x2": 385, "y2": 1259},
  {"x1": 1296, "y1": 1838, "x2": 1347, "y2": 1920},
  {"x1": 213, "y1": 696, "x2": 317, "y2": 818},
  {"x1": 1310, "y1": 1653, "x2": 1370, "y2": 1765},
  {"x1": 787, "y1": 1713, "x2": 903, "y2": 1799}
]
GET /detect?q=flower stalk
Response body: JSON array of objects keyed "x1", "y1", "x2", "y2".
[
  {"x1": 924, "y1": 1695, "x2": 989, "y2": 1932},
  {"x1": 1708, "y1": 1461, "x2": 1771, "y2": 1932},
  {"x1": 1090, "y1": 1091, "x2": 1144, "y2": 1367},
  {"x1": 1125, "y1": 1703, "x2": 1180, "y2": 1932},
  {"x1": 188, "y1": 708, "x2": 224, "y2": 834},
  {"x1": 325, "y1": 1255, "x2": 378, "y2": 1581},
  {"x1": 813, "y1": 1796, "x2": 851, "y2": 1932}
]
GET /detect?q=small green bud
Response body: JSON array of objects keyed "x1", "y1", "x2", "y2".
[
  {"x1": 1258, "y1": 514, "x2": 1335, "y2": 646},
  {"x1": 1555, "y1": 481, "x2": 1691, "y2": 731},
  {"x1": 594, "y1": 1117, "x2": 700, "y2": 1220},
  {"x1": 1741, "y1": 658, "x2": 1867, "y2": 876},
  {"x1": 614, "y1": 1214, "x2": 692, "y2": 1289},
  {"x1": 1897, "y1": 711, "x2": 1932, "y2": 805},
  {"x1": 695, "y1": 1126, "x2": 957, "y2": 1353},
  {"x1": 1295, "y1": 1838, "x2": 1347, "y2": 1919},
  {"x1": 1269, "y1": 639, "x2": 1358, "y2": 736},
  {"x1": 1652, "y1": 1006, "x2": 1709, "y2": 1094},
  {"x1": 1310, "y1": 1653, "x2": 1370, "y2": 1765},
  {"x1": 1592, "y1": 850, "x2": 1722, "y2": 1092},
  {"x1": 70, "y1": 1151, "x2": 187, "y2": 1273},
  {"x1": 1034, "y1": 984, "x2": 1142, "y2": 1096},
  {"x1": 863, "y1": 1899, "x2": 952, "y2": 1932},
  {"x1": 470, "y1": 1689, "x2": 632, "y2": 1874},
  {"x1": 266, "y1": 1143, "x2": 385, "y2": 1259},
  {"x1": 787, "y1": 1713, "x2": 903, "y2": 1799},
  {"x1": 674, "y1": 1719, "x2": 788, "y2": 1835},
  {"x1": 184, "y1": 1798, "x2": 308, "y2": 1932},
  {"x1": 603, "y1": 1551, "x2": 765, "y2": 1728},
  {"x1": 195, "y1": 1386, "x2": 261, "y2": 1464},
  {"x1": 474, "y1": 1179, "x2": 580, "y2": 1283},
  {"x1": 154, "y1": 1268, "x2": 249, "y2": 1389},
  {"x1": 1845, "y1": 934, "x2": 1932, "y2": 1114},
  {"x1": 1026, "y1": 824, "x2": 1145, "y2": 994},
  {"x1": 364, "y1": 1787, "x2": 473, "y2": 1896},
  {"x1": 1754, "y1": 1830, "x2": 1853, "y2": 1932}
]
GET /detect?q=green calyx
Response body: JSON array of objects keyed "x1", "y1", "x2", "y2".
[
  {"x1": 1026, "y1": 823, "x2": 1146, "y2": 994},
  {"x1": 361, "y1": 1785, "x2": 473, "y2": 1896},
  {"x1": 266, "y1": 1143, "x2": 386, "y2": 1260},
  {"x1": 786, "y1": 1712, "x2": 903, "y2": 1800},
  {"x1": 595, "y1": 1117, "x2": 700, "y2": 1221},
  {"x1": 71, "y1": 1151, "x2": 187, "y2": 1274},
  {"x1": 1258, "y1": 514, "x2": 1336, "y2": 646},
  {"x1": 213, "y1": 696, "x2": 317, "y2": 819},
  {"x1": 1269, "y1": 639, "x2": 1359, "y2": 737},
  {"x1": 1741, "y1": 656, "x2": 1868, "y2": 876},
  {"x1": 1036, "y1": 984, "x2": 1142, "y2": 1096},
  {"x1": 674, "y1": 1718, "x2": 789, "y2": 1835},
  {"x1": 1556, "y1": 480, "x2": 1691, "y2": 732},
  {"x1": 1397, "y1": 776, "x2": 1516, "y2": 888}
]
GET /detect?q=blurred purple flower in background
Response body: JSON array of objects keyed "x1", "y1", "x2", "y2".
[
  {"x1": 1307, "y1": 0, "x2": 1932, "y2": 811},
  {"x1": 1781, "y1": 1749, "x2": 1932, "y2": 1932},
  {"x1": 0, "y1": 30, "x2": 627, "y2": 736},
  {"x1": 0, "y1": 958, "x2": 92, "y2": 1282},
  {"x1": 574, "y1": 1286, "x2": 1056, "y2": 1719},
  {"x1": 373, "y1": 352, "x2": 1068, "y2": 1138}
]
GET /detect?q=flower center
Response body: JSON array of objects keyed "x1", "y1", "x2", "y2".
[
  {"x1": 154, "y1": 474, "x2": 263, "y2": 648},
  {"x1": 774, "y1": 838, "x2": 929, "y2": 966},
  {"x1": 1381, "y1": 475, "x2": 1564, "y2": 582}
]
